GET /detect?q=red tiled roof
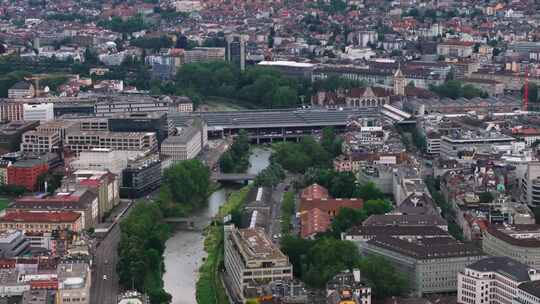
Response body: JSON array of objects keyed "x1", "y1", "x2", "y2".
[
  {"x1": 300, "y1": 184, "x2": 329, "y2": 201},
  {"x1": 299, "y1": 198, "x2": 363, "y2": 215},
  {"x1": 1, "y1": 211, "x2": 80, "y2": 223},
  {"x1": 78, "y1": 179, "x2": 102, "y2": 187},
  {"x1": 300, "y1": 208, "x2": 331, "y2": 238}
]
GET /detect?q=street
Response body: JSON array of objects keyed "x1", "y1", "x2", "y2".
[
  {"x1": 90, "y1": 200, "x2": 134, "y2": 304},
  {"x1": 90, "y1": 223, "x2": 121, "y2": 304}
]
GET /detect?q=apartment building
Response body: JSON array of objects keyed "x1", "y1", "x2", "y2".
[
  {"x1": 440, "y1": 132, "x2": 516, "y2": 159},
  {"x1": 7, "y1": 158, "x2": 49, "y2": 191},
  {"x1": 457, "y1": 257, "x2": 540, "y2": 304},
  {"x1": 57, "y1": 261, "x2": 91, "y2": 304},
  {"x1": 0, "y1": 102, "x2": 23, "y2": 122},
  {"x1": 20, "y1": 130, "x2": 61, "y2": 153},
  {"x1": 64, "y1": 131, "x2": 157, "y2": 153},
  {"x1": 0, "y1": 211, "x2": 83, "y2": 233},
  {"x1": 224, "y1": 225, "x2": 293, "y2": 301},
  {"x1": 482, "y1": 224, "x2": 540, "y2": 270}
]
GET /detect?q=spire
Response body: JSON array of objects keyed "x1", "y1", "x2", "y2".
[{"x1": 394, "y1": 62, "x2": 404, "y2": 78}]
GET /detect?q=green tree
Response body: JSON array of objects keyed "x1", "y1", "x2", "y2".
[
  {"x1": 356, "y1": 182, "x2": 384, "y2": 201},
  {"x1": 363, "y1": 199, "x2": 392, "y2": 215},
  {"x1": 162, "y1": 159, "x2": 210, "y2": 209},
  {"x1": 253, "y1": 163, "x2": 285, "y2": 188},
  {"x1": 219, "y1": 130, "x2": 251, "y2": 173},
  {"x1": 358, "y1": 255, "x2": 408, "y2": 299},
  {"x1": 331, "y1": 207, "x2": 367, "y2": 237}
]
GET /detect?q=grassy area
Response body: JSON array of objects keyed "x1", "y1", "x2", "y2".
[
  {"x1": 196, "y1": 186, "x2": 250, "y2": 303},
  {"x1": 196, "y1": 224, "x2": 229, "y2": 304},
  {"x1": 0, "y1": 198, "x2": 8, "y2": 211}
]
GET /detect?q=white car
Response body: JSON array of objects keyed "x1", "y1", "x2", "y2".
[{"x1": 103, "y1": 275, "x2": 107, "y2": 280}]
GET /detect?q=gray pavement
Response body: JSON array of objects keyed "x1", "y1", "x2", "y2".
[{"x1": 90, "y1": 201, "x2": 134, "y2": 304}]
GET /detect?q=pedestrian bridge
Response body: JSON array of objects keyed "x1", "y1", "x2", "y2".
[{"x1": 211, "y1": 173, "x2": 256, "y2": 183}]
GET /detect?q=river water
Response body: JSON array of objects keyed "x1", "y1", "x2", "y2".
[{"x1": 163, "y1": 147, "x2": 271, "y2": 304}]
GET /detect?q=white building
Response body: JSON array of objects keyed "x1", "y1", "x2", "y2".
[
  {"x1": 458, "y1": 257, "x2": 540, "y2": 304},
  {"x1": 70, "y1": 148, "x2": 141, "y2": 177},
  {"x1": 23, "y1": 103, "x2": 54, "y2": 122},
  {"x1": 224, "y1": 225, "x2": 293, "y2": 302},
  {"x1": 161, "y1": 119, "x2": 207, "y2": 162},
  {"x1": 521, "y1": 161, "x2": 540, "y2": 207}
]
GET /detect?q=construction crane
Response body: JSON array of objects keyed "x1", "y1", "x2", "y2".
[{"x1": 523, "y1": 65, "x2": 529, "y2": 112}]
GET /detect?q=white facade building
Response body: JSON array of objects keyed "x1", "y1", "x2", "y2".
[
  {"x1": 70, "y1": 148, "x2": 141, "y2": 177},
  {"x1": 23, "y1": 103, "x2": 54, "y2": 122},
  {"x1": 458, "y1": 257, "x2": 540, "y2": 304}
]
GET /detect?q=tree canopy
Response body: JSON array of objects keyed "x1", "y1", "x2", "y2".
[
  {"x1": 117, "y1": 203, "x2": 171, "y2": 303},
  {"x1": 219, "y1": 130, "x2": 250, "y2": 173},
  {"x1": 159, "y1": 159, "x2": 211, "y2": 216},
  {"x1": 272, "y1": 137, "x2": 331, "y2": 173},
  {"x1": 429, "y1": 80, "x2": 488, "y2": 99}
]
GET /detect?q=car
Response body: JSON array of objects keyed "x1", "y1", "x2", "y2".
[
  {"x1": 104, "y1": 260, "x2": 108, "y2": 265},
  {"x1": 103, "y1": 275, "x2": 107, "y2": 280}
]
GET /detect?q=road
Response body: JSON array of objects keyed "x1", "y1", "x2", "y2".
[
  {"x1": 90, "y1": 200, "x2": 134, "y2": 304},
  {"x1": 90, "y1": 223, "x2": 121, "y2": 304}
]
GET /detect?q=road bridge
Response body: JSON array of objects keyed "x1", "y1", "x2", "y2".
[{"x1": 211, "y1": 173, "x2": 256, "y2": 184}]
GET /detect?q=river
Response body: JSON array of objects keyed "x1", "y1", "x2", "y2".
[{"x1": 163, "y1": 147, "x2": 271, "y2": 304}]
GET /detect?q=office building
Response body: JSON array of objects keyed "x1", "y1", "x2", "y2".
[
  {"x1": 23, "y1": 103, "x2": 54, "y2": 122},
  {"x1": 7, "y1": 158, "x2": 49, "y2": 191},
  {"x1": 161, "y1": 118, "x2": 207, "y2": 161},
  {"x1": 224, "y1": 225, "x2": 293, "y2": 301},
  {"x1": 521, "y1": 162, "x2": 540, "y2": 207},
  {"x1": 0, "y1": 211, "x2": 83, "y2": 233},
  {"x1": 362, "y1": 236, "x2": 485, "y2": 296},
  {"x1": 516, "y1": 280, "x2": 540, "y2": 304},
  {"x1": 440, "y1": 132, "x2": 516, "y2": 159},
  {"x1": 226, "y1": 35, "x2": 246, "y2": 71},
  {"x1": 437, "y1": 41, "x2": 474, "y2": 58},
  {"x1": 35, "y1": 119, "x2": 79, "y2": 141},
  {"x1": 457, "y1": 257, "x2": 540, "y2": 304},
  {"x1": 0, "y1": 230, "x2": 30, "y2": 257},
  {"x1": 184, "y1": 47, "x2": 226, "y2": 63},
  {"x1": 0, "y1": 121, "x2": 39, "y2": 153},
  {"x1": 117, "y1": 291, "x2": 150, "y2": 304},
  {"x1": 57, "y1": 261, "x2": 91, "y2": 304},
  {"x1": 120, "y1": 154, "x2": 162, "y2": 198},
  {"x1": 20, "y1": 130, "x2": 61, "y2": 153},
  {"x1": 65, "y1": 131, "x2": 157, "y2": 153},
  {"x1": 71, "y1": 148, "x2": 140, "y2": 176},
  {"x1": 22, "y1": 289, "x2": 55, "y2": 304},
  {"x1": 78, "y1": 118, "x2": 108, "y2": 131},
  {"x1": 108, "y1": 112, "x2": 173, "y2": 144},
  {"x1": 482, "y1": 224, "x2": 540, "y2": 270}
]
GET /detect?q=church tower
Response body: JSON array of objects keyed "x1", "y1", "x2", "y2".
[{"x1": 393, "y1": 64, "x2": 406, "y2": 96}]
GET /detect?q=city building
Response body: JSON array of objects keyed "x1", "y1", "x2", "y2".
[
  {"x1": 361, "y1": 236, "x2": 485, "y2": 296},
  {"x1": 35, "y1": 119, "x2": 80, "y2": 141},
  {"x1": 0, "y1": 230, "x2": 30, "y2": 257},
  {"x1": 70, "y1": 148, "x2": 141, "y2": 176},
  {"x1": 161, "y1": 118, "x2": 207, "y2": 162},
  {"x1": 0, "y1": 102, "x2": 24, "y2": 122},
  {"x1": 437, "y1": 41, "x2": 475, "y2": 58},
  {"x1": 440, "y1": 132, "x2": 516, "y2": 159},
  {"x1": 224, "y1": 225, "x2": 293, "y2": 301},
  {"x1": 226, "y1": 35, "x2": 246, "y2": 71},
  {"x1": 299, "y1": 184, "x2": 363, "y2": 217},
  {"x1": 7, "y1": 158, "x2": 49, "y2": 191},
  {"x1": 257, "y1": 61, "x2": 315, "y2": 78},
  {"x1": 482, "y1": 224, "x2": 540, "y2": 269},
  {"x1": 516, "y1": 280, "x2": 540, "y2": 304},
  {"x1": 57, "y1": 261, "x2": 91, "y2": 304},
  {"x1": 326, "y1": 269, "x2": 371, "y2": 304},
  {"x1": 0, "y1": 211, "x2": 83, "y2": 233},
  {"x1": 10, "y1": 189, "x2": 99, "y2": 229},
  {"x1": 23, "y1": 103, "x2": 54, "y2": 122},
  {"x1": 8, "y1": 81, "x2": 36, "y2": 99},
  {"x1": 71, "y1": 170, "x2": 120, "y2": 219},
  {"x1": 64, "y1": 131, "x2": 157, "y2": 153},
  {"x1": 20, "y1": 130, "x2": 61, "y2": 153},
  {"x1": 108, "y1": 112, "x2": 173, "y2": 144},
  {"x1": 120, "y1": 154, "x2": 162, "y2": 198},
  {"x1": 0, "y1": 121, "x2": 40, "y2": 153},
  {"x1": 521, "y1": 161, "x2": 540, "y2": 207},
  {"x1": 457, "y1": 257, "x2": 540, "y2": 304}
]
